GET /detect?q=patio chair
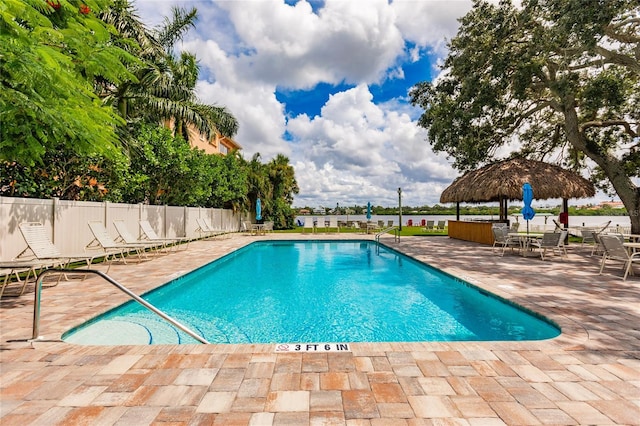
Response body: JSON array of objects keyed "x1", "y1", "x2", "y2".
[
  {"x1": 87, "y1": 221, "x2": 152, "y2": 263},
  {"x1": 599, "y1": 234, "x2": 640, "y2": 281},
  {"x1": 590, "y1": 231, "x2": 605, "y2": 256},
  {"x1": 327, "y1": 217, "x2": 340, "y2": 233},
  {"x1": 492, "y1": 226, "x2": 520, "y2": 256},
  {"x1": 529, "y1": 232, "x2": 565, "y2": 260},
  {"x1": 302, "y1": 218, "x2": 315, "y2": 234},
  {"x1": 316, "y1": 218, "x2": 327, "y2": 233},
  {"x1": 17, "y1": 222, "x2": 108, "y2": 271},
  {"x1": 113, "y1": 220, "x2": 168, "y2": 254},
  {"x1": 579, "y1": 221, "x2": 611, "y2": 247},
  {"x1": 436, "y1": 220, "x2": 446, "y2": 232},
  {"x1": 241, "y1": 221, "x2": 252, "y2": 234},
  {"x1": 139, "y1": 220, "x2": 190, "y2": 250},
  {"x1": 263, "y1": 221, "x2": 274, "y2": 233},
  {"x1": 425, "y1": 220, "x2": 435, "y2": 231}
]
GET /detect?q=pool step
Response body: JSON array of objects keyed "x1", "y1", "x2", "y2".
[
  {"x1": 64, "y1": 319, "x2": 155, "y2": 345},
  {"x1": 64, "y1": 310, "x2": 251, "y2": 345}
]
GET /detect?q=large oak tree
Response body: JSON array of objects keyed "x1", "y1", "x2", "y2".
[{"x1": 410, "y1": 0, "x2": 639, "y2": 232}]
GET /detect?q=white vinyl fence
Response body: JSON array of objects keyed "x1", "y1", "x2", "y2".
[{"x1": 0, "y1": 196, "x2": 248, "y2": 260}]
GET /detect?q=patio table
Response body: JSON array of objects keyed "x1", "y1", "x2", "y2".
[
  {"x1": 508, "y1": 233, "x2": 544, "y2": 257},
  {"x1": 623, "y1": 241, "x2": 640, "y2": 253},
  {"x1": 250, "y1": 224, "x2": 266, "y2": 236}
]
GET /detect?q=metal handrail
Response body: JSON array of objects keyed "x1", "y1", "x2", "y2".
[
  {"x1": 375, "y1": 226, "x2": 399, "y2": 243},
  {"x1": 32, "y1": 269, "x2": 209, "y2": 344}
]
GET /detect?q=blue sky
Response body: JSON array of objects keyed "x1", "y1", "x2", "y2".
[{"x1": 135, "y1": 0, "x2": 608, "y2": 208}]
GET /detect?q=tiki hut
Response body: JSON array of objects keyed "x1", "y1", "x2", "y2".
[{"x1": 440, "y1": 158, "x2": 595, "y2": 244}]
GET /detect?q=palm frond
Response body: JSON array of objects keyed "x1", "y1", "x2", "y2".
[{"x1": 155, "y1": 6, "x2": 198, "y2": 52}]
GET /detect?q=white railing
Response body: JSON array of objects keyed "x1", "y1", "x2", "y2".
[
  {"x1": 376, "y1": 226, "x2": 399, "y2": 243},
  {"x1": 0, "y1": 196, "x2": 248, "y2": 260}
]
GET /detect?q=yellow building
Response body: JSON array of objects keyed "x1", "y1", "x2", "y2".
[
  {"x1": 187, "y1": 125, "x2": 242, "y2": 155},
  {"x1": 165, "y1": 119, "x2": 242, "y2": 155}
]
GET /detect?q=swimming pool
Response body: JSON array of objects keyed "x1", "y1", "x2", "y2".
[{"x1": 63, "y1": 240, "x2": 560, "y2": 345}]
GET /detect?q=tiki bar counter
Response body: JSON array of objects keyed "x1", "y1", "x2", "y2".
[
  {"x1": 447, "y1": 219, "x2": 506, "y2": 245},
  {"x1": 440, "y1": 158, "x2": 595, "y2": 245}
]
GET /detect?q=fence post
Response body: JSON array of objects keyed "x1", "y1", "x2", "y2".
[
  {"x1": 164, "y1": 205, "x2": 168, "y2": 238},
  {"x1": 51, "y1": 197, "x2": 58, "y2": 244},
  {"x1": 138, "y1": 203, "x2": 143, "y2": 239},
  {"x1": 104, "y1": 201, "x2": 110, "y2": 226},
  {"x1": 184, "y1": 206, "x2": 188, "y2": 238}
]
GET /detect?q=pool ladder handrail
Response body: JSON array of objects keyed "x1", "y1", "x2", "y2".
[
  {"x1": 375, "y1": 226, "x2": 400, "y2": 243},
  {"x1": 31, "y1": 269, "x2": 210, "y2": 344}
]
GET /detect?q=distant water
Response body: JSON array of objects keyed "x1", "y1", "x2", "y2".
[{"x1": 296, "y1": 214, "x2": 630, "y2": 230}]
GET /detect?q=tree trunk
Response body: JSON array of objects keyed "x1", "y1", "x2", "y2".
[{"x1": 563, "y1": 99, "x2": 640, "y2": 234}]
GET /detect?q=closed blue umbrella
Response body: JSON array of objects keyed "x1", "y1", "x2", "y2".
[
  {"x1": 256, "y1": 198, "x2": 262, "y2": 221},
  {"x1": 521, "y1": 183, "x2": 535, "y2": 234},
  {"x1": 366, "y1": 202, "x2": 372, "y2": 221}
]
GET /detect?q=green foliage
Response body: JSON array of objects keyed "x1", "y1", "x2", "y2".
[
  {"x1": 0, "y1": 0, "x2": 137, "y2": 165},
  {"x1": 0, "y1": 145, "x2": 129, "y2": 201},
  {"x1": 99, "y1": 1, "x2": 239, "y2": 141},
  {"x1": 120, "y1": 125, "x2": 215, "y2": 206},
  {"x1": 0, "y1": 0, "x2": 297, "y2": 224},
  {"x1": 207, "y1": 151, "x2": 249, "y2": 209},
  {"x1": 243, "y1": 153, "x2": 299, "y2": 229}
]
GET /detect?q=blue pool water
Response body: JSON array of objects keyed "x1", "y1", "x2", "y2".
[{"x1": 63, "y1": 241, "x2": 560, "y2": 345}]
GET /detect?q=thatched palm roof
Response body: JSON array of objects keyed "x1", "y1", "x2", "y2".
[{"x1": 440, "y1": 158, "x2": 595, "y2": 203}]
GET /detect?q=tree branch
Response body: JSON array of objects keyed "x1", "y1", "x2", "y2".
[
  {"x1": 594, "y1": 46, "x2": 640, "y2": 74},
  {"x1": 580, "y1": 119, "x2": 638, "y2": 138}
]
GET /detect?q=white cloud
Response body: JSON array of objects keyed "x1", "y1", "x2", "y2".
[
  {"x1": 392, "y1": 0, "x2": 473, "y2": 56},
  {"x1": 133, "y1": 0, "x2": 510, "y2": 207},
  {"x1": 214, "y1": 0, "x2": 406, "y2": 88},
  {"x1": 287, "y1": 85, "x2": 455, "y2": 206}
]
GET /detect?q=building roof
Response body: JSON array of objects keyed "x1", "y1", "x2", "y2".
[{"x1": 440, "y1": 158, "x2": 596, "y2": 203}]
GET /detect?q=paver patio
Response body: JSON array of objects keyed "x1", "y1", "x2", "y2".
[{"x1": 1, "y1": 233, "x2": 639, "y2": 425}]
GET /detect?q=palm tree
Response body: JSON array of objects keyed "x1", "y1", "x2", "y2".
[
  {"x1": 268, "y1": 154, "x2": 299, "y2": 204},
  {"x1": 246, "y1": 153, "x2": 271, "y2": 217},
  {"x1": 99, "y1": 1, "x2": 238, "y2": 140}
]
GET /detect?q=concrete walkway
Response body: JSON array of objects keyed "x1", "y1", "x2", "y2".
[{"x1": 1, "y1": 233, "x2": 639, "y2": 425}]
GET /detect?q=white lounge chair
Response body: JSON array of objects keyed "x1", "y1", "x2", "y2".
[
  {"x1": 139, "y1": 220, "x2": 190, "y2": 250},
  {"x1": 1, "y1": 260, "x2": 50, "y2": 298},
  {"x1": 87, "y1": 221, "x2": 151, "y2": 263},
  {"x1": 113, "y1": 220, "x2": 168, "y2": 254},
  {"x1": 195, "y1": 218, "x2": 227, "y2": 239},
  {"x1": 599, "y1": 234, "x2": 639, "y2": 280},
  {"x1": 18, "y1": 222, "x2": 107, "y2": 270},
  {"x1": 436, "y1": 220, "x2": 446, "y2": 232}
]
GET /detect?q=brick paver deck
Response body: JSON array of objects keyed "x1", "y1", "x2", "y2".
[{"x1": 1, "y1": 233, "x2": 639, "y2": 425}]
